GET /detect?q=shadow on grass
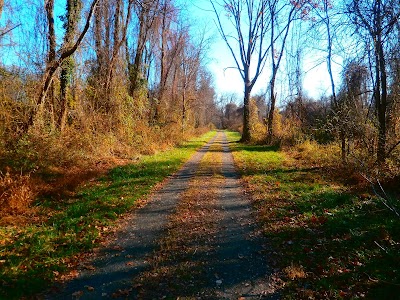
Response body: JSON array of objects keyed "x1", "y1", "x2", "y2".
[
  {"x1": 0, "y1": 135, "x2": 212, "y2": 299},
  {"x1": 234, "y1": 144, "x2": 280, "y2": 153},
  {"x1": 266, "y1": 194, "x2": 400, "y2": 298},
  {"x1": 232, "y1": 141, "x2": 400, "y2": 299}
]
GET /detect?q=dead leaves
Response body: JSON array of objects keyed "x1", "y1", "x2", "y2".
[
  {"x1": 284, "y1": 264, "x2": 307, "y2": 280},
  {"x1": 111, "y1": 288, "x2": 132, "y2": 298}
]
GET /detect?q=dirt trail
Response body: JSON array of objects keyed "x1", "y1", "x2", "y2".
[
  {"x1": 212, "y1": 133, "x2": 275, "y2": 299},
  {"x1": 47, "y1": 132, "x2": 278, "y2": 299}
]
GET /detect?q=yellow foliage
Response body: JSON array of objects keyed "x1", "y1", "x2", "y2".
[{"x1": 292, "y1": 140, "x2": 341, "y2": 166}]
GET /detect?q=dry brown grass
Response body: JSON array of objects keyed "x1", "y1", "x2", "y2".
[
  {"x1": 0, "y1": 108, "x2": 209, "y2": 224},
  {"x1": 0, "y1": 170, "x2": 36, "y2": 217},
  {"x1": 283, "y1": 264, "x2": 307, "y2": 280},
  {"x1": 289, "y1": 140, "x2": 341, "y2": 167}
]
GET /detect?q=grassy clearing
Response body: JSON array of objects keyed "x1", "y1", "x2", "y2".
[
  {"x1": 226, "y1": 131, "x2": 400, "y2": 299},
  {"x1": 0, "y1": 131, "x2": 217, "y2": 299}
]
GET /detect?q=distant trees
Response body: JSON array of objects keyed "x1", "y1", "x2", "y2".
[{"x1": 0, "y1": 0, "x2": 399, "y2": 172}]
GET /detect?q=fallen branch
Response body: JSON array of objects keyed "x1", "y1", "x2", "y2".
[{"x1": 360, "y1": 173, "x2": 400, "y2": 218}]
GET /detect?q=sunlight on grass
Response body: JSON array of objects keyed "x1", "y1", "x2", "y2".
[
  {"x1": 226, "y1": 131, "x2": 400, "y2": 299},
  {"x1": 0, "y1": 131, "x2": 217, "y2": 299}
]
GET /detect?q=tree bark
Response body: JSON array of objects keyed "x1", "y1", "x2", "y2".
[
  {"x1": 266, "y1": 76, "x2": 276, "y2": 143},
  {"x1": 45, "y1": 0, "x2": 56, "y2": 127},
  {"x1": 28, "y1": 0, "x2": 99, "y2": 130},
  {"x1": 374, "y1": 0, "x2": 387, "y2": 164},
  {"x1": 376, "y1": 38, "x2": 387, "y2": 163},
  {"x1": 59, "y1": 0, "x2": 82, "y2": 131},
  {"x1": 242, "y1": 78, "x2": 252, "y2": 143}
]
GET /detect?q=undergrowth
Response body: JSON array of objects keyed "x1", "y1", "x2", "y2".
[
  {"x1": 0, "y1": 131, "x2": 216, "y2": 299},
  {"x1": 227, "y1": 131, "x2": 400, "y2": 299}
]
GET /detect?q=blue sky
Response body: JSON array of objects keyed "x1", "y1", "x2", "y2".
[
  {"x1": 181, "y1": 0, "x2": 342, "y2": 102},
  {"x1": 0, "y1": 0, "x2": 341, "y2": 102}
]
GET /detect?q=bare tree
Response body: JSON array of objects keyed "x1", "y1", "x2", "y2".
[
  {"x1": 210, "y1": 0, "x2": 271, "y2": 142},
  {"x1": 154, "y1": 0, "x2": 185, "y2": 123},
  {"x1": 266, "y1": 0, "x2": 299, "y2": 143},
  {"x1": 305, "y1": 0, "x2": 348, "y2": 160},
  {"x1": 28, "y1": 0, "x2": 100, "y2": 129},
  {"x1": 127, "y1": 0, "x2": 160, "y2": 96},
  {"x1": 347, "y1": 0, "x2": 400, "y2": 164},
  {"x1": 92, "y1": 0, "x2": 132, "y2": 112}
]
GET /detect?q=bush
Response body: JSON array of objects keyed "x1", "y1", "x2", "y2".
[{"x1": 0, "y1": 170, "x2": 36, "y2": 216}]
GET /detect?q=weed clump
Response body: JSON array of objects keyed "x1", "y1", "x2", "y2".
[{"x1": 0, "y1": 170, "x2": 36, "y2": 216}]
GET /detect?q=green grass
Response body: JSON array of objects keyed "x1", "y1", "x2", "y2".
[
  {"x1": 226, "y1": 131, "x2": 400, "y2": 299},
  {"x1": 0, "y1": 131, "x2": 217, "y2": 299}
]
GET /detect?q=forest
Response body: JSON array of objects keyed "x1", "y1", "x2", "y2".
[
  {"x1": 0, "y1": 0, "x2": 219, "y2": 214},
  {"x1": 0, "y1": 0, "x2": 399, "y2": 298}
]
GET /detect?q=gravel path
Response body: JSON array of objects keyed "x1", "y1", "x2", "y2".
[
  {"x1": 47, "y1": 132, "x2": 279, "y2": 299},
  {"x1": 213, "y1": 133, "x2": 276, "y2": 299}
]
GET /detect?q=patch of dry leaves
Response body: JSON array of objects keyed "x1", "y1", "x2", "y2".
[{"x1": 134, "y1": 137, "x2": 225, "y2": 298}]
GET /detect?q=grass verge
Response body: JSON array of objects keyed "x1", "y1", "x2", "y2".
[
  {"x1": 226, "y1": 131, "x2": 400, "y2": 299},
  {"x1": 0, "y1": 131, "x2": 217, "y2": 299}
]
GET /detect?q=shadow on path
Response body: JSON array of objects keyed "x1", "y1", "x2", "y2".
[
  {"x1": 46, "y1": 136, "x2": 218, "y2": 299},
  {"x1": 46, "y1": 132, "x2": 279, "y2": 299}
]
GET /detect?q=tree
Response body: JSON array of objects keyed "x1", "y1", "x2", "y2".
[
  {"x1": 194, "y1": 68, "x2": 217, "y2": 128},
  {"x1": 154, "y1": 0, "x2": 185, "y2": 123},
  {"x1": 210, "y1": 0, "x2": 271, "y2": 142},
  {"x1": 91, "y1": 0, "x2": 132, "y2": 112},
  {"x1": 45, "y1": 0, "x2": 56, "y2": 126},
  {"x1": 266, "y1": 0, "x2": 299, "y2": 143},
  {"x1": 347, "y1": 0, "x2": 400, "y2": 164},
  {"x1": 333, "y1": 61, "x2": 369, "y2": 157},
  {"x1": 29, "y1": 0, "x2": 100, "y2": 129},
  {"x1": 127, "y1": 0, "x2": 160, "y2": 96},
  {"x1": 59, "y1": 0, "x2": 82, "y2": 131},
  {"x1": 303, "y1": 0, "x2": 347, "y2": 159}
]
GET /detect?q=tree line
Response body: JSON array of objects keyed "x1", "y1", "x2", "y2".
[
  {"x1": 212, "y1": 0, "x2": 399, "y2": 169},
  {"x1": 0, "y1": 0, "x2": 218, "y2": 172}
]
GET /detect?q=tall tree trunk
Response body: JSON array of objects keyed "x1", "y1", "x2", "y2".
[
  {"x1": 27, "y1": 0, "x2": 99, "y2": 130},
  {"x1": 375, "y1": 0, "x2": 387, "y2": 164},
  {"x1": 242, "y1": 76, "x2": 252, "y2": 143},
  {"x1": 182, "y1": 83, "x2": 186, "y2": 133},
  {"x1": 129, "y1": 11, "x2": 146, "y2": 96},
  {"x1": 104, "y1": 0, "x2": 122, "y2": 104},
  {"x1": 376, "y1": 39, "x2": 387, "y2": 163},
  {"x1": 266, "y1": 4, "x2": 293, "y2": 144},
  {"x1": 59, "y1": 0, "x2": 82, "y2": 131},
  {"x1": 45, "y1": 0, "x2": 56, "y2": 127},
  {"x1": 267, "y1": 75, "x2": 276, "y2": 144},
  {"x1": 156, "y1": 2, "x2": 168, "y2": 123},
  {"x1": 325, "y1": 6, "x2": 346, "y2": 162}
]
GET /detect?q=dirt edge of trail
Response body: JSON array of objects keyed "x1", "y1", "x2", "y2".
[
  {"x1": 46, "y1": 131, "x2": 280, "y2": 299},
  {"x1": 46, "y1": 134, "x2": 218, "y2": 299}
]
